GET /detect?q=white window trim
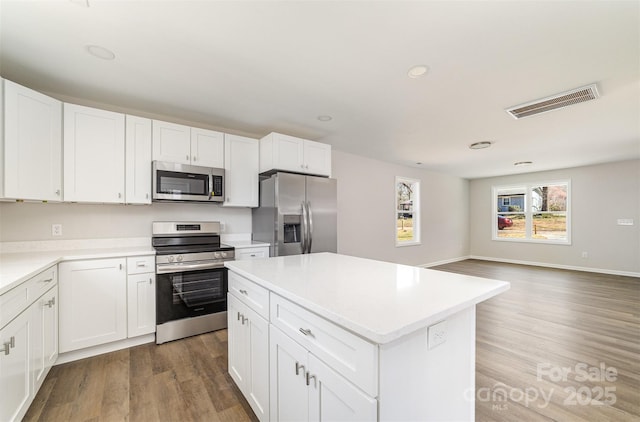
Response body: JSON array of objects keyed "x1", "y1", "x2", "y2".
[
  {"x1": 492, "y1": 180, "x2": 571, "y2": 245},
  {"x1": 395, "y1": 176, "x2": 421, "y2": 247}
]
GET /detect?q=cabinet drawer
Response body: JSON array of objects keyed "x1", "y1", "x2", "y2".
[
  {"x1": 270, "y1": 293, "x2": 378, "y2": 397},
  {"x1": 1, "y1": 265, "x2": 57, "y2": 329},
  {"x1": 126, "y1": 256, "x2": 155, "y2": 275},
  {"x1": 228, "y1": 271, "x2": 269, "y2": 320},
  {"x1": 236, "y1": 247, "x2": 269, "y2": 260}
]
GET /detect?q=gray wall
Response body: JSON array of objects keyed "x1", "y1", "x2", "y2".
[
  {"x1": 0, "y1": 201, "x2": 251, "y2": 241},
  {"x1": 469, "y1": 159, "x2": 640, "y2": 275},
  {"x1": 332, "y1": 150, "x2": 470, "y2": 266}
]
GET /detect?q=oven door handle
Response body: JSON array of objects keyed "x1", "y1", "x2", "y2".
[{"x1": 156, "y1": 261, "x2": 225, "y2": 274}]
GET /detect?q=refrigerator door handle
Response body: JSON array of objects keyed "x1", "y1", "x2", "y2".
[
  {"x1": 301, "y1": 201, "x2": 308, "y2": 254},
  {"x1": 306, "y1": 201, "x2": 313, "y2": 253}
]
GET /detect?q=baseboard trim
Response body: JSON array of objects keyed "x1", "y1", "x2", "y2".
[
  {"x1": 468, "y1": 255, "x2": 640, "y2": 278},
  {"x1": 420, "y1": 255, "x2": 471, "y2": 268},
  {"x1": 55, "y1": 334, "x2": 155, "y2": 365}
]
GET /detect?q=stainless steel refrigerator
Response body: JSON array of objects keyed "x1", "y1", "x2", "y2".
[{"x1": 252, "y1": 172, "x2": 337, "y2": 256}]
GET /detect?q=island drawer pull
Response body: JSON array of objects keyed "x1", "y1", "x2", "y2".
[
  {"x1": 239, "y1": 289, "x2": 248, "y2": 295},
  {"x1": 299, "y1": 328, "x2": 315, "y2": 338},
  {"x1": 41, "y1": 277, "x2": 54, "y2": 283},
  {"x1": 295, "y1": 362, "x2": 305, "y2": 376}
]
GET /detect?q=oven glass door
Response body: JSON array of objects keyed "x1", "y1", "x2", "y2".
[
  {"x1": 156, "y1": 169, "x2": 210, "y2": 196},
  {"x1": 156, "y1": 267, "x2": 227, "y2": 324}
]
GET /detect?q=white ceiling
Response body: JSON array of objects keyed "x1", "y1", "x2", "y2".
[{"x1": 1, "y1": 0, "x2": 638, "y2": 179}]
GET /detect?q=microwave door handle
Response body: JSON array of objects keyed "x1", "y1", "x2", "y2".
[
  {"x1": 208, "y1": 174, "x2": 213, "y2": 200},
  {"x1": 306, "y1": 201, "x2": 313, "y2": 253},
  {"x1": 300, "y1": 202, "x2": 307, "y2": 254}
]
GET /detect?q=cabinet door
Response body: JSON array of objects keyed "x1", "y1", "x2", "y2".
[
  {"x1": 3, "y1": 79, "x2": 62, "y2": 201},
  {"x1": 228, "y1": 294, "x2": 248, "y2": 392},
  {"x1": 270, "y1": 325, "x2": 309, "y2": 422},
  {"x1": 127, "y1": 273, "x2": 156, "y2": 337},
  {"x1": 246, "y1": 305, "x2": 270, "y2": 422},
  {"x1": 152, "y1": 120, "x2": 190, "y2": 164},
  {"x1": 303, "y1": 140, "x2": 332, "y2": 177},
  {"x1": 30, "y1": 286, "x2": 58, "y2": 393},
  {"x1": 308, "y1": 354, "x2": 377, "y2": 422},
  {"x1": 59, "y1": 258, "x2": 127, "y2": 353},
  {"x1": 223, "y1": 134, "x2": 258, "y2": 207},
  {"x1": 191, "y1": 127, "x2": 224, "y2": 168},
  {"x1": 125, "y1": 115, "x2": 152, "y2": 204},
  {"x1": 273, "y1": 134, "x2": 304, "y2": 173},
  {"x1": 0, "y1": 309, "x2": 30, "y2": 422},
  {"x1": 63, "y1": 104, "x2": 125, "y2": 203}
]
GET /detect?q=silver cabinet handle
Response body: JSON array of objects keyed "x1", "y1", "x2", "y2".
[
  {"x1": 45, "y1": 297, "x2": 56, "y2": 308},
  {"x1": 306, "y1": 372, "x2": 317, "y2": 387},
  {"x1": 136, "y1": 261, "x2": 147, "y2": 267},
  {"x1": 193, "y1": 156, "x2": 197, "y2": 162},
  {"x1": 239, "y1": 289, "x2": 248, "y2": 295},
  {"x1": 305, "y1": 164, "x2": 309, "y2": 169},
  {"x1": 237, "y1": 312, "x2": 242, "y2": 321},
  {"x1": 146, "y1": 193, "x2": 149, "y2": 199},
  {"x1": 1, "y1": 342, "x2": 10, "y2": 356},
  {"x1": 55, "y1": 189, "x2": 61, "y2": 196},
  {"x1": 241, "y1": 315, "x2": 248, "y2": 325},
  {"x1": 299, "y1": 328, "x2": 314, "y2": 338},
  {"x1": 149, "y1": 278, "x2": 152, "y2": 284},
  {"x1": 119, "y1": 264, "x2": 123, "y2": 270},
  {"x1": 300, "y1": 164, "x2": 304, "y2": 169},
  {"x1": 118, "y1": 192, "x2": 122, "y2": 198},
  {"x1": 295, "y1": 362, "x2": 305, "y2": 376},
  {"x1": 186, "y1": 155, "x2": 190, "y2": 161},
  {"x1": 41, "y1": 278, "x2": 53, "y2": 283}
]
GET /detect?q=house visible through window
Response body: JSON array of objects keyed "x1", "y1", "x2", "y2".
[
  {"x1": 396, "y1": 177, "x2": 420, "y2": 246},
  {"x1": 493, "y1": 181, "x2": 570, "y2": 244}
]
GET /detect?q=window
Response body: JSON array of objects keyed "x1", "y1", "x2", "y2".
[
  {"x1": 396, "y1": 177, "x2": 420, "y2": 246},
  {"x1": 493, "y1": 181, "x2": 570, "y2": 244}
]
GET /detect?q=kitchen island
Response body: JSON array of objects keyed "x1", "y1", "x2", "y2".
[{"x1": 225, "y1": 252, "x2": 509, "y2": 422}]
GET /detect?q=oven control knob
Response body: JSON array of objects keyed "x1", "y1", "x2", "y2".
[
  {"x1": 168, "y1": 255, "x2": 175, "y2": 263},
  {"x1": 176, "y1": 255, "x2": 183, "y2": 262},
  {"x1": 214, "y1": 252, "x2": 221, "y2": 259}
]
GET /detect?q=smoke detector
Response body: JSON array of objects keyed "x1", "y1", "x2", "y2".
[{"x1": 505, "y1": 83, "x2": 599, "y2": 119}]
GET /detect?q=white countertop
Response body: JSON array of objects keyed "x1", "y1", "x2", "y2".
[
  {"x1": 225, "y1": 253, "x2": 510, "y2": 344},
  {"x1": 222, "y1": 240, "x2": 270, "y2": 249},
  {"x1": 0, "y1": 246, "x2": 155, "y2": 295}
]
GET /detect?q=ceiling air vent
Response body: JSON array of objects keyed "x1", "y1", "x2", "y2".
[{"x1": 505, "y1": 83, "x2": 599, "y2": 119}]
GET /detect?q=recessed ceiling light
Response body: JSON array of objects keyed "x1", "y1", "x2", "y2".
[
  {"x1": 407, "y1": 65, "x2": 429, "y2": 79},
  {"x1": 514, "y1": 161, "x2": 533, "y2": 166},
  {"x1": 317, "y1": 115, "x2": 332, "y2": 122},
  {"x1": 469, "y1": 141, "x2": 492, "y2": 150},
  {"x1": 86, "y1": 45, "x2": 115, "y2": 60}
]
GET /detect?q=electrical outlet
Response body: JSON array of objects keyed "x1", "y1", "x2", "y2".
[
  {"x1": 52, "y1": 224, "x2": 62, "y2": 237},
  {"x1": 220, "y1": 222, "x2": 226, "y2": 232},
  {"x1": 428, "y1": 320, "x2": 447, "y2": 350}
]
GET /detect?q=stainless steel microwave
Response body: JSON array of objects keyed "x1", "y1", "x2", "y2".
[{"x1": 152, "y1": 161, "x2": 224, "y2": 202}]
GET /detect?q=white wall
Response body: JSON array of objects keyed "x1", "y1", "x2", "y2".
[
  {"x1": 332, "y1": 150, "x2": 470, "y2": 266},
  {"x1": 469, "y1": 159, "x2": 640, "y2": 275},
  {"x1": 0, "y1": 202, "x2": 250, "y2": 242}
]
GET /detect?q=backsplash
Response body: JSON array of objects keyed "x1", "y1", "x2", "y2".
[{"x1": 0, "y1": 201, "x2": 251, "y2": 242}]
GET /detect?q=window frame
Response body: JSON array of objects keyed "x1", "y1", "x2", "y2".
[
  {"x1": 395, "y1": 176, "x2": 421, "y2": 247},
  {"x1": 492, "y1": 180, "x2": 571, "y2": 245}
]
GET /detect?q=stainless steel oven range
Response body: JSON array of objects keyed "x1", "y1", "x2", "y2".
[{"x1": 152, "y1": 221, "x2": 234, "y2": 344}]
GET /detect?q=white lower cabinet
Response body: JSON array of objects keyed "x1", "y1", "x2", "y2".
[
  {"x1": 0, "y1": 310, "x2": 30, "y2": 422},
  {"x1": 59, "y1": 258, "x2": 127, "y2": 353},
  {"x1": 228, "y1": 294, "x2": 270, "y2": 421},
  {"x1": 30, "y1": 286, "x2": 58, "y2": 391},
  {"x1": 270, "y1": 326, "x2": 377, "y2": 422},
  {"x1": 0, "y1": 266, "x2": 58, "y2": 422},
  {"x1": 127, "y1": 273, "x2": 156, "y2": 338}
]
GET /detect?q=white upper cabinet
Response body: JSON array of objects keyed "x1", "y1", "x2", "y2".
[
  {"x1": 259, "y1": 132, "x2": 331, "y2": 177},
  {"x1": 125, "y1": 115, "x2": 152, "y2": 204},
  {"x1": 152, "y1": 120, "x2": 224, "y2": 167},
  {"x1": 152, "y1": 120, "x2": 190, "y2": 164},
  {"x1": 1, "y1": 79, "x2": 63, "y2": 201},
  {"x1": 223, "y1": 134, "x2": 259, "y2": 207},
  {"x1": 191, "y1": 127, "x2": 224, "y2": 168},
  {"x1": 64, "y1": 104, "x2": 125, "y2": 203}
]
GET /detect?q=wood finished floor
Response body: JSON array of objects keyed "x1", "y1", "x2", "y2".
[{"x1": 23, "y1": 260, "x2": 639, "y2": 422}]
